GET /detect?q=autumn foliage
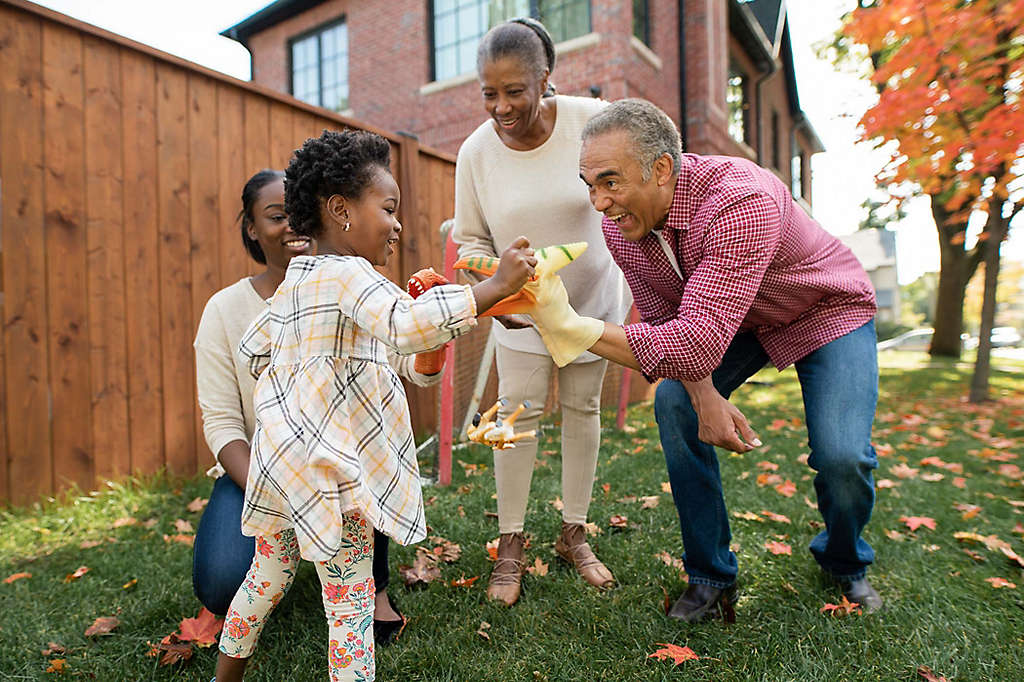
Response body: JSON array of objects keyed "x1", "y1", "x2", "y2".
[{"x1": 845, "y1": 0, "x2": 1024, "y2": 213}]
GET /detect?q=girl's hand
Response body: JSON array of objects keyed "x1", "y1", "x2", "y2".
[{"x1": 491, "y1": 236, "x2": 537, "y2": 297}]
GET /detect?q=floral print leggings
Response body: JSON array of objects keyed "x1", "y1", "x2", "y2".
[{"x1": 218, "y1": 514, "x2": 376, "y2": 681}]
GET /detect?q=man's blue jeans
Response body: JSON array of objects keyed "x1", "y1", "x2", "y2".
[
  {"x1": 654, "y1": 321, "x2": 879, "y2": 588},
  {"x1": 193, "y1": 474, "x2": 393, "y2": 615}
]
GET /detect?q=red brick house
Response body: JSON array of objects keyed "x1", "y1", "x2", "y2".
[{"x1": 223, "y1": 0, "x2": 823, "y2": 209}]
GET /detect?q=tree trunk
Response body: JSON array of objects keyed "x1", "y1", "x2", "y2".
[
  {"x1": 969, "y1": 200, "x2": 1011, "y2": 402},
  {"x1": 928, "y1": 191, "x2": 984, "y2": 358}
]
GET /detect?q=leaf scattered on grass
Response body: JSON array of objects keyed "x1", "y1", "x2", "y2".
[
  {"x1": 655, "y1": 551, "x2": 686, "y2": 577},
  {"x1": 147, "y1": 633, "x2": 193, "y2": 665},
  {"x1": 1000, "y1": 546, "x2": 1024, "y2": 569},
  {"x1": 476, "y1": 621, "x2": 491, "y2": 640},
  {"x1": 41, "y1": 642, "x2": 65, "y2": 656},
  {"x1": 876, "y1": 479, "x2": 900, "y2": 489},
  {"x1": 891, "y1": 464, "x2": 919, "y2": 479},
  {"x1": 760, "y1": 510, "x2": 791, "y2": 524},
  {"x1": 179, "y1": 607, "x2": 223, "y2": 647},
  {"x1": 985, "y1": 577, "x2": 1017, "y2": 589},
  {"x1": 660, "y1": 481, "x2": 672, "y2": 493},
  {"x1": 774, "y1": 480, "x2": 796, "y2": 497},
  {"x1": 648, "y1": 643, "x2": 699, "y2": 664},
  {"x1": 45, "y1": 658, "x2": 67, "y2": 674},
  {"x1": 111, "y1": 517, "x2": 137, "y2": 528},
  {"x1": 162, "y1": 534, "x2": 195, "y2": 546},
  {"x1": 733, "y1": 511, "x2": 762, "y2": 521},
  {"x1": 84, "y1": 616, "x2": 119, "y2": 637},
  {"x1": 884, "y1": 529, "x2": 904, "y2": 541},
  {"x1": 899, "y1": 516, "x2": 936, "y2": 532},
  {"x1": 820, "y1": 596, "x2": 861, "y2": 616},
  {"x1": 63, "y1": 566, "x2": 89, "y2": 583},
  {"x1": 485, "y1": 537, "x2": 499, "y2": 561},
  {"x1": 583, "y1": 522, "x2": 603, "y2": 535},
  {"x1": 953, "y1": 503, "x2": 981, "y2": 520},
  {"x1": 122, "y1": 578, "x2": 138, "y2": 590},
  {"x1": 639, "y1": 495, "x2": 660, "y2": 509},
  {"x1": 526, "y1": 557, "x2": 549, "y2": 576},
  {"x1": 609, "y1": 514, "x2": 629, "y2": 529},
  {"x1": 952, "y1": 477, "x2": 967, "y2": 489},
  {"x1": 764, "y1": 540, "x2": 792, "y2": 555},
  {"x1": 173, "y1": 519, "x2": 194, "y2": 533},
  {"x1": 549, "y1": 497, "x2": 564, "y2": 511},
  {"x1": 399, "y1": 549, "x2": 441, "y2": 586},
  {"x1": 4, "y1": 572, "x2": 31, "y2": 584},
  {"x1": 756, "y1": 460, "x2": 779, "y2": 471},
  {"x1": 450, "y1": 575, "x2": 479, "y2": 588},
  {"x1": 427, "y1": 536, "x2": 462, "y2": 563},
  {"x1": 916, "y1": 665, "x2": 949, "y2": 682},
  {"x1": 186, "y1": 497, "x2": 208, "y2": 513},
  {"x1": 756, "y1": 472, "x2": 782, "y2": 487}
]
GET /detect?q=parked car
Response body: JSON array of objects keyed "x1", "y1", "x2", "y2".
[
  {"x1": 877, "y1": 328, "x2": 934, "y2": 351},
  {"x1": 963, "y1": 327, "x2": 1023, "y2": 349}
]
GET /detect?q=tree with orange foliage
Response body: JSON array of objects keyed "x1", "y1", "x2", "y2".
[{"x1": 839, "y1": 0, "x2": 1023, "y2": 395}]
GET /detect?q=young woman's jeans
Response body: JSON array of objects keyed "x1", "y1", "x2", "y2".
[
  {"x1": 193, "y1": 474, "x2": 392, "y2": 615},
  {"x1": 654, "y1": 321, "x2": 879, "y2": 589}
]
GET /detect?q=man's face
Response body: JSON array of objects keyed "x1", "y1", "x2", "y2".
[{"x1": 579, "y1": 129, "x2": 673, "y2": 242}]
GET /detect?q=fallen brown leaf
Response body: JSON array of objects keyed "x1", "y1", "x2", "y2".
[
  {"x1": 549, "y1": 497, "x2": 564, "y2": 512},
  {"x1": 640, "y1": 495, "x2": 660, "y2": 509},
  {"x1": 916, "y1": 665, "x2": 949, "y2": 682},
  {"x1": 186, "y1": 497, "x2": 208, "y2": 513},
  {"x1": 660, "y1": 481, "x2": 672, "y2": 493},
  {"x1": 84, "y1": 616, "x2": 119, "y2": 637},
  {"x1": 609, "y1": 514, "x2": 629, "y2": 529},
  {"x1": 147, "y1": 633, "x2": 194, "y2": 665},
  {"x1": 525, "y1": 557, "x2": 549, "y2": 576},
  {"x1": 163, "y1": 534, "x2": 195, "y2": 547},
  {"x1": 476, "y1": 621, "x2": 491, "y2": 640},
  {"x1": 399, "y1": 550, "x2": 441, "y2": 586},
  {"x1": 41, "y1": 642, "x2": 65, "y2": 656},
  {"x1": 173, "y1": 519, "x2": 194, "y2": 534},
  {"x1": 111, "y1": 517, "x2": 138, "y2": 528}
]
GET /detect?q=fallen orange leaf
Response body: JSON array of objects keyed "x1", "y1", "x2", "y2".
[
  {"x1": 122, "y1": 578, "x2": 138, "y2": 590},
  {"x1": 660, "y1": 481, "x2": 672, "y2": 493},
  {"x1": 952, "y1": 477, "x2": 966, "y2": 489},
  {"x1": 760, "y1": 510, "x2": 791, "y2": 524},
  {"x1": 63, "y1": 566, "x2": 90, "y2": 583},
  {"x1": 485, "y1": 537, "x2": 499, "y2": 561},
  {"x1": 891, "y1": 463, "x2": 919, "y2": 479},
  {"x1": 774, "y1": 480, "x2": 797, "y2": 497},
  {"x1": 899, "y1": 516, "x2": 936, "y2": 532},
  {"x1": 84, "y1": 616, "x2": 119, "y2": 637},
  {"x1": 111, "y1": 517, "x2": 137, "y2": 528},
  {"x1": 179, "y1": 607, "x2": 223, "y2": 647},
  {"x1": 45, "y1": 658, "x2": 67, "y2": 674},
  {"x1": 984, "y1": 577, "x2": 1016, "y2": 589},
  {"x1": 450, "y1": 575, "x2": 480, "y2": 587},
  {"x1": 820, "y1": 595, "x2": 861, "y2": 616},
  {"x1": 756, "y1": 472, "x2": 782, "y2": 487},
  {"x1": 4, "y1": 572, "x2": 31, "y2": 584},
  {"x1": 756, "y1": 460, "x2": 779, "y2": 471},
  {"x1": 640, "y1": 495, "x2": 660, "y2": 509},
  {"x1": 163, "y1": 534, "x2": 195, "y2": 547},
  {"x1": 765, "y1": 540, "x2": 792, "y2": 555},
  {"x1": 648, "y1": 643, "x2": 699, "y2": 664},
  {"x1": 174, "y1": 519, "x2": 194, "y2": 534},
  {"x1": 601, "y1": 483, "x2": 611, "y2": 494},
  {"x1": 876, "y1": 479, "x2": 899, "y2": 489}
]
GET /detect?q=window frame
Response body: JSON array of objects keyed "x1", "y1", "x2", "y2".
[
  {"x1": 287, "y1": 16, "x2": 349, "y2": 112},
  {"x1": 726, "y1": 63, "x2": 752, "y2": 148},
  {"x1": 632, "y1": 0, "x2": 650, "y2": 46},
  {"x1": 428, "y1": 0, "x2": 592, "y2": 82}
]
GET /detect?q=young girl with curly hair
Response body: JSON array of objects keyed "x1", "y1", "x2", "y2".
[{"x1": 214, "y1": 129, "x2": 536, "y2": 682}]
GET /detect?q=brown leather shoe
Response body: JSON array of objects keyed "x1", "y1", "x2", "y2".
[
  {"x1": 554, "y1": 522, "x2": 615, "y2": 588},
  {"x1": 486, "y1": 532, "x2": 526, "y2": 605}
]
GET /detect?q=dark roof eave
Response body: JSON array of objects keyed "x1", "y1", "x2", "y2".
[
  {"x1": 729, "y1": 0, "x2": 775, "y2": 71},
  {"x1": 220, "y1": 0, "x2": 329, "y2": 46}
]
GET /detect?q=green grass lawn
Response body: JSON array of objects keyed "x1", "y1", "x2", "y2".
[{"x1": 2, "y1": 353, "x2": 1022, "y2": 681}]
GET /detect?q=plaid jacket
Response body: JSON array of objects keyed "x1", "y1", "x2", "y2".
[{"x1": 238, "y1": 255, "x2": 477, "y2": 560}]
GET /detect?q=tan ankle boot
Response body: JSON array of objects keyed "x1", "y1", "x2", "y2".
[
  {"x1": 555, "y1": 522, "x2": 614, "y2": 588},
  {"x1": 487, "y1": 532, "x2": 526, "y2": 605}
]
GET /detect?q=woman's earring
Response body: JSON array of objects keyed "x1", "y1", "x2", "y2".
[{"x1": 343, "y1": 221, "x2": 351, "y2": 232}]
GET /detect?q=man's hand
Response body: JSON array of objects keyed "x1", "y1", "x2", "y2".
[{"x1": 684, "y1": 378, "x2": 761, "y2": 453}]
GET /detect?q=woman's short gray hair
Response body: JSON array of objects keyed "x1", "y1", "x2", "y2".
[{"x1": 581, "y1": 99, "x2": 682, "y2": 180}]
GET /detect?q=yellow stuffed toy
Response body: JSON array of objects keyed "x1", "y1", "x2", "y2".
[{"x1": 454, "y1": 242, "x2": 605, "y2": 367}]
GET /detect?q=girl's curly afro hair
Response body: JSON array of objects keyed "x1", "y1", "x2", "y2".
[{"x1": 284, "y1": 129, "x2": 392, "y2": 238}]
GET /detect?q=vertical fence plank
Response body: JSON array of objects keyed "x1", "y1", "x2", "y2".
[
  {"x1": 269, "y1": 102, "x2": 295, "y2": 170},
  {"x1": 216, "y1": 85, "x2": 248, "y2": 288},
  {"x1": 188, "y1": 74, "x2": 220, "y2": 469},
  {"x1": 121, "y1": 50, "x2": 164, "y2": 475},
  {"x1": 243, "y1": 95, "x2": 270, "y2": 277},
  {"x1": 0, "y1": 8, "x2": 52, "y2": 504},
  {"x1": 42, "y1": 22, "x2": 93, "y2": 493},
  {"x1": 83, "y1": 36, "x2": 130, "y2": 482},
  {"x1": 155, "y1": 63, "x2": 194, "y2": 476}
]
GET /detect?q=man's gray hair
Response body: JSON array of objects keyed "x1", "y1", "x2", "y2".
[{"x1": 581, "y1": 98, "x2": 682, "y2": 180}]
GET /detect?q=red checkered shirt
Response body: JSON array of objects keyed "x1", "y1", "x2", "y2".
[{"x1": 603, "y1": 153, "x2": 877, "y2": 383}]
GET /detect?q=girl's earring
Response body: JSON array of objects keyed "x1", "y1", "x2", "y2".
[{"x1": 343, "y1": 221, "x2": 351, "y2": 232}]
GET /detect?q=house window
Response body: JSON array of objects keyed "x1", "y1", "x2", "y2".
[
  {"x1": 290, "y1": 19, "x2": 348, "y2": 111},
  {"x1": 727, "y1": 66, "x2": 750, "y2": 146},
  {"x1": 431, "y1": 0, "x2": 591, "y2": 81},
  {"x1": 791, "y1": 152, "x2": 804, "y2": 200},
  {"x1": 632, "y1": 0, "x2": 650, "y2": 45}
]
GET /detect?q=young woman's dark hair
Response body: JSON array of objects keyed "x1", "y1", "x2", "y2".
[
  {"x1": 477, "y1": 17, "x2": 557, "y2": 96},
  {"x1": 284, "y1": 129, "x2": 392, "y2": 239},
  {"x1": 238, "y1": 169, "x2": 285, "y2": 264}
]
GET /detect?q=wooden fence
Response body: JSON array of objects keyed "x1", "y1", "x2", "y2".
[{"x1": 0, "y1": 0, "x2": 649, "y2": 506}]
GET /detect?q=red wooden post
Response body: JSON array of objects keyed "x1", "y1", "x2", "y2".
[
  {"x1": 616, "y1": 305, "x2": 641, "y2": 430},
  {"x1": 438, "y1": 230, "x2": 458, "y2": 486}
]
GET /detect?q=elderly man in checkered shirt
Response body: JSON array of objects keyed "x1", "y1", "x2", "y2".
[{"x1": 572, "y1": 98, "x2": 883, "y2": 622}]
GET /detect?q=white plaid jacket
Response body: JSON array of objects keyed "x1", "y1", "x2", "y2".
[{"x1": 238, "y1": 255, "x2": 477, "y2": 561}]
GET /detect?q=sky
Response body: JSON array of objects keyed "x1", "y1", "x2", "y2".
[{"x1": 31, "y1": 0, "x2": 1023, "y2": 284}]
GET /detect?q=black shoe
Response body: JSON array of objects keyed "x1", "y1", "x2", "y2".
[
  {"x1": 839, "y1": 577, "x2": 883, "y2": 614},
  {"x1": 668, "y1": 583, "x2": 738, "y2": 623},
  {"x1": 374, "y1": 596, "x2": 406, "y2": 647}
]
